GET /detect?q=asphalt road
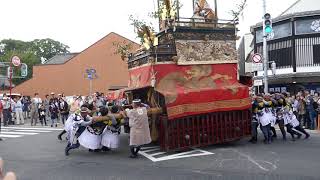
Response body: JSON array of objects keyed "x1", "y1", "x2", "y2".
[{"x1": 1, "y1": 126, "x2": 320, "y2": 180}]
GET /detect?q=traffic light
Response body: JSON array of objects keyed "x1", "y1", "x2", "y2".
[
  {"x1": 21, "y1": 63, "x2": 28, "y2": 77},
  {"x1": 7, "y1": 67, "x2": 13, "y2": 78},
  {"x1": 264, "y1": 13, "x2": 272, "y2": 34}
]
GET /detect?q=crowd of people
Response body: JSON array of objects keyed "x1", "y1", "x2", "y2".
[
  {"x1": 250, "y1": 90, "x2": 319, "y2": 144},
  {"x1": 0, "y1": 92, "x2": 110, "y2": 127}
]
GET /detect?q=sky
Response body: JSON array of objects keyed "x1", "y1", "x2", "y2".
[{"x1": 0, "y1": 0, "x2": 297, "y2": 52}]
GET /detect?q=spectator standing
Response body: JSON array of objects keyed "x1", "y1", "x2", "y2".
[
  {"x1": 30, "y1": 98, "x2": 39, "y2": 126},
  {"x1": 2, "y1": 94, "x2": 11, "y2": 126},
  {"x1": 49, "y1": 98, "x2": 59, "y2": 127},
  {"x1": 39, "y1": 104, "x2": 47, "y2": 126},
  {"x1": 43, "y1": 95, "x2": 50, "y2": 121},
  {"x1": 298, "y1": 96, "x2": 307, "y2": 127},
  {"x1": 13, "y1": 96, "x2": 24, "y2": 125},
  {"x1": 49, "y1": 92, "x2": 56, "y2": 102},
  {"x1": 59, "y1": 98, "x2": 69, "y2": 125},
  {"x1": 21, "y1": 96, "x2": 30, "y2": 121},
  {"x1": 305, "y1": 91, "x2": 317, "y2": 130},
  {"x1": 57, "y1": 94, "x2": 62, "y2": 123}
]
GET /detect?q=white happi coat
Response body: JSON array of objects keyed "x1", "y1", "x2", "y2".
[
  {"x1": 259, "y1": 108, "x2": 272, "y2": 126},
  {"x1": 66, "y1": 114, "x2": 93, "y2": 145},
  {"x1": 101, "y1": 114, "x2": 120, "y2": 149},
  {"x1": 126, "y1": 107, "x2": 152, "y2": 146},
  {"x1": 76, "y1": 115, "x2": 102, "y2": 150},
  {"x1": 284, "y1": 111, "x2": 299, "y2": 128},
  {"x1": 64, "y1": 114, "x2": 76, "y2": 132}
]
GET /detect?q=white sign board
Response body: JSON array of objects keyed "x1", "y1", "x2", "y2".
[
  {"x1": 252, "y1": 53, "x2": 262, "y2": 63},
  {"x1": 254, "y1": 79, "x2": 263, "y2": 86},
  {"x1": 252, "y1": 63, "x2": 263, "y2": 71},
  {"x1": 11, "y1": 56, "x2": 21, "y2": 67}
]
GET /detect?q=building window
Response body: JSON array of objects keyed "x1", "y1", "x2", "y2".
[
  {"x1": 268, "y1": 47, "x2": 292, "y2": 67},
  {"x1": 313, "y1": 44, "x2": 320, "y2": 65}
]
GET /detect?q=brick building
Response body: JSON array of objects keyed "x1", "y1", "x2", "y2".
[{"x1": 11, "y1": 32, "x2": 138, "y2": 97}]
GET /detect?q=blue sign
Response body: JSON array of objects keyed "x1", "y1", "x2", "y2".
[
  {"x1": 90, "y1": 69, "x2": 96, "y2": 73},
  {"x1": 85, "y1": 68, "x2": 97, "y2": 80}
]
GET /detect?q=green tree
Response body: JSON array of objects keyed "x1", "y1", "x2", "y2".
[
  {"x1": 0, "y1": 38, "x2": 70, "y2": 86},
  {"x1": 31, "y1": 38, "x2": 70, "y2": 62},
  {"x1": 0, "y1": 50, "x2": 39, "y2": 85}
]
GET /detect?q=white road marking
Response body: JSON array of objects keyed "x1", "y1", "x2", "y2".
[
  {"x1": 0, "y1": 134, "x2": 22, "y2": 138},
  {"x1": 232, "y1": 149, "x2": 270, "y2": 172},
  {"x1": 0, "y1": 132, "x2": 38, "y2": 135},
  {"x1": 141, "y1": 148, "x2": 161, "y2": 153},
  {"x1": 138, "y1": 146, "x2": 214, "y2": 162},
  {"x1": 0, "y1": 127, "x2": 58, "y2": 140},
  {"x1": 14, "y1": 130, "x2": 51, "y2": 133},
  {"x1": 2, "y1": 127, "x2": 63, "y2": 131}
]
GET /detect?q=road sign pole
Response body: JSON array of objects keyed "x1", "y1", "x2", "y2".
[
  {"x1": 89, "y1": 79, "x2": 92, "y2": 95},
  {"x1": 262, "y1": 0, "x2": 268, "y2": 94},
  {"x1": 9, "y1": 64, "x2": 13, "y2": 112}
]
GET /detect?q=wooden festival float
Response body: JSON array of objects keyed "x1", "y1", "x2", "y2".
[{"x1": 107, "y1": 0, "x2": 252, "y2": 151}]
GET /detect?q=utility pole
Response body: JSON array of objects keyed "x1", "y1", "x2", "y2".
[
  {"x1": 214, "y1": 0, "x2": 218, "y2": 19},
  {"x1": 85, "y1": 68, "x2": 97, "y2": 96},
  {"x1": 262, "y1": 0, "x2": 268, "y2": 94},
  {"x1": 89, "y1": 79, "x2": 93, "y2": 96}
]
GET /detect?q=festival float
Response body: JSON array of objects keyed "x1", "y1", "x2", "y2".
[{"x1": 108, "y1": 0, "x2": 252, "y2": 151}]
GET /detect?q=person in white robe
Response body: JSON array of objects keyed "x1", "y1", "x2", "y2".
[{"x1": 122, "y1": 99, "x2": 151, "y2": 158}]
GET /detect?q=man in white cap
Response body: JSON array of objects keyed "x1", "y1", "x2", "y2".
[{"x1": 122, "y1": 99, "x2": 151, "y2": 158}]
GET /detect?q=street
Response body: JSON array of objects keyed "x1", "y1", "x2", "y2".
[{"x1": 1, "y1": 126, "x2": 320, "y2": 180}]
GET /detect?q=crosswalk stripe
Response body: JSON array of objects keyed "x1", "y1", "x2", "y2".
[
  {"x1": 0, "y1": 126, "x2": 58, "y2": 140},
  {"x1": 14, "y1": 130, "x2": 51, "y2": 133},
  {"x1": 0, "y1": 134, "x2": 22, "y2": 138},
  {"x1": 1, "y1": 132, "x2": 38, "y2": 135},
  {"x1": 1, "y1": 127, "x2": 63, "y2": 131}
]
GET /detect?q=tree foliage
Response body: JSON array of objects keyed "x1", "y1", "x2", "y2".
[
  {"x1": 31, "y1": 38, "x2": 70, "y2": 62},
  {"x1": 229, "y1": 0, "x2": 247, "y2": 21},
  {"x1": 0, "y1": 38, "x2": 70, "y2": 86},
  {"x1": 112, "y1": 41, "x2": 133, "y2": 61}
]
